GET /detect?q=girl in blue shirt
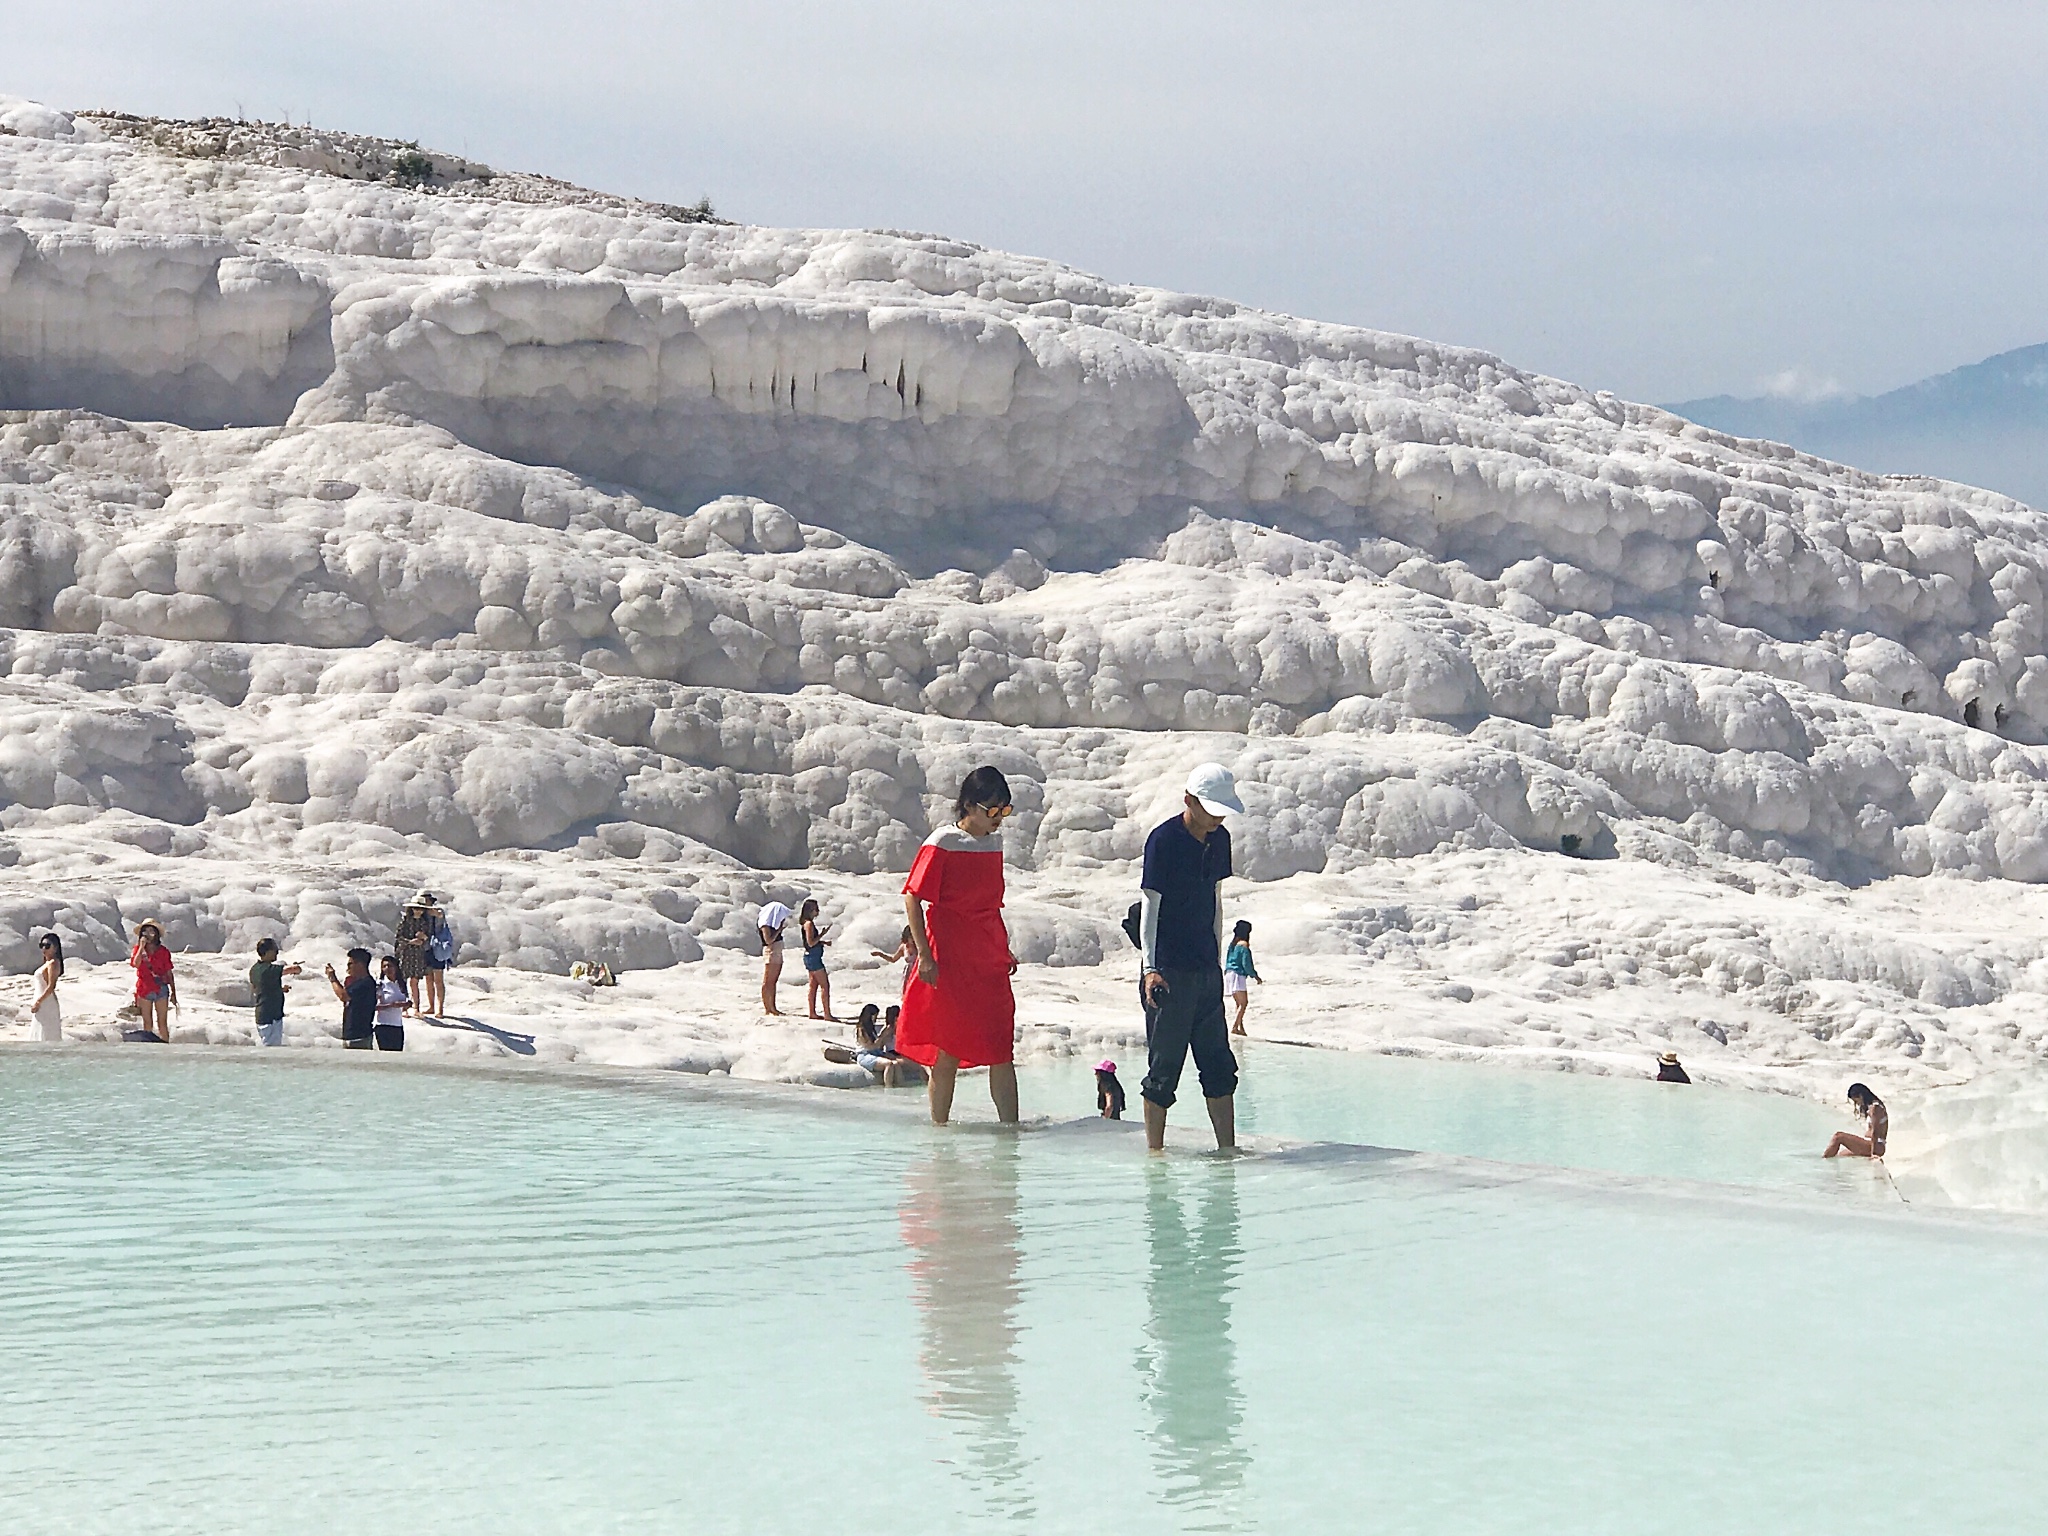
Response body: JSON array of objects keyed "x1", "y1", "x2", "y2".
[{"x1": 1224, "y1": 920, "x2": 1261, "y2": 1035}]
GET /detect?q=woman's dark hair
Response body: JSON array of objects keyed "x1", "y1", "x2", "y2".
[
  {"x1": 1847, "y1": 1082, "x2": 1883, "y2": 1114},
  {"x1": 955, "y1": 765, "x2": 1012, "y2": 818},
  {"x1": 885, "y1": 1004, "x2": 900, "y2": 1025},
  {"x1": 855, "y1": 1002, "x2": 881, "y2": 1046},
  {"x1": 39, "y1": 932, "x2": 64, "y2": 977},
  {"x1": 381, "y1": 954, "x2": 401, "y2": 976},
  {"x1": 798, "y1": 898, "x2": 820, "y2": 923},
  {"x1": 1232, "y1": 920, "x2": 1252, "y2": 940}
]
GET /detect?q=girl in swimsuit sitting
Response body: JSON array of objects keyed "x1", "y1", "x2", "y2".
[{"x1": 1824, "y1": 1082, "x2": 1888, "y2": 1159}]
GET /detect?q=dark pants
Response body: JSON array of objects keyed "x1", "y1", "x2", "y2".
[
  {"x1": 1140, "y1": 966, "x2": 1238, "y2": 1109},
  {"x1": 374, "y1": 1024, "x2": 405, "y2": 1052},
  {"x1": 344, "y1": 1035, "x2": 373, "y2": 1050}
]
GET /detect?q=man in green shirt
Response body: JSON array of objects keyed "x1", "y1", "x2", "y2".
[{"x1": 249, "y1": 937, "x2": 301, "y2": 1047}]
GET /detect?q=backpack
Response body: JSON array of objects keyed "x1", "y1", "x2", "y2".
[
  {"x1": 427, "y1": 914, "x2": 455, "y2": 967},
  {"x1": 1120, "y1": 901, "x2": 1142, "y2": 950}
]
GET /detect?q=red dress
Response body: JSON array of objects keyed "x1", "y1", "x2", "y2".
[{"x1": 895, "y1": 826, "x2": 1016, "y2": 1068}]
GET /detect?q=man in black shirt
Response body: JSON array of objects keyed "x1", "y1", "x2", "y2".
[
  {"x1": 325, "y1": 947, "x2": 377, "y2": 1049},
  {"x1": 248, "y1": 936, "x2": 301, "y2": 1047},
  {"x1": 1138, "y1": 762, "x2": 1246, "y2": 1151}
]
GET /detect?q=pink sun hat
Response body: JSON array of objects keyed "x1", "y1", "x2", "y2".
[{"x1": 1095, "y1": 1059, "x2": 1117, "y2": 1074}]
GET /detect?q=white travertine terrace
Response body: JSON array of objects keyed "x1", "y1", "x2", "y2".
[{"x1": 8, "y1": 94, "x2": 2048, "y2": 1194}]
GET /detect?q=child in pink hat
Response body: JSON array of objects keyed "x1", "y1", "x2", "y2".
[{"x1": 1095, "y1": 1060, "x2": 1126, "y2": 1120}]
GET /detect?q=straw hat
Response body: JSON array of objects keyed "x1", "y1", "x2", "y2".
[
  {"x1": 1658, "y1": 1051, "x2": 1680, "y2": 1065},
  {"x1": 407, "y1": 889, "x2": 438, "y2": 908},
  {"x1": 134, "y1": 918, "x2": 163, "y2": 939}
]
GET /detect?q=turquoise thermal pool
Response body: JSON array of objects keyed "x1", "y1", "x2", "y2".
[
  {"x1": 1024, "y1": 1040, "x2": 1865, "y2": 1194},
  {"x1": 5, "y1": 1050, "x2": 2042, "y2": 1534}
]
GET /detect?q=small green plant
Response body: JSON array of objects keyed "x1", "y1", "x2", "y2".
[{"x1": 388, "y1": 148, "x2": 433, "y2": 188}]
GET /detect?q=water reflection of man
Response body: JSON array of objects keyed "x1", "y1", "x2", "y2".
[
  {"x1": 899, "y1": 1140, "x2": 1031, "y2": 1519},
  {"x1": 1137, "y1": 1163, "x2": 1247, "y2": 1515}
]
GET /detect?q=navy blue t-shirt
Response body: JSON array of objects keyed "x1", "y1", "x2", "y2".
[
  {"x1": 342, "y1": 976, "x2": 377, "y2": 1041},
  {"x1": 1141, "y1": 814, "x2": 1231, "y2": 971}
]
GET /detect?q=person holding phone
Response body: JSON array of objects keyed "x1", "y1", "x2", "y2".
[{"x1": 325, "y1": 948, "x2": 377, "y2": 1050}]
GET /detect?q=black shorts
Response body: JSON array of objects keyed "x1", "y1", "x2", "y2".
[
  {"x1": 374, "y1": 1024, "x2": 405, "y2": 1052},
  {"x1": 343, "y1": 1036, "x2": 374, "y2": 1050},
  {"x1": 1140, "y1": 966, "x2": 1239, "y2": 1109}
]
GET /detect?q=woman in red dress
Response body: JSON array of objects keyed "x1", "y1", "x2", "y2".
[{"x1": 898, "y1": 767, "x2": 1020, "y2": 1125}]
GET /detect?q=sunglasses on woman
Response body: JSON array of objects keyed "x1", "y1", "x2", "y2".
[{"x1": 976, "y1": 803, "x2": 1014, "y2": 820}]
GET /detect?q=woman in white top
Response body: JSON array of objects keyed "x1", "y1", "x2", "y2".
[
  {"x1": 29, "y1": 933, "x2": 63, "y2": 1041},
  {"x1": 373, "y1": 954, "x2": 409, "y2": 1052}
]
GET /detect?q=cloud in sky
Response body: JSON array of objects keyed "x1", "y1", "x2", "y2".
[
  {"x1": 9, "y1": 0, "x2": 2048, "y2": 401},
  {"x1": 1757, "y1": 369, "x2": 1850, "y2": 404}
]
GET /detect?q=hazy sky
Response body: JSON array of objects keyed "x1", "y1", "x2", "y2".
[{"x1": 12, "y1": 1, "x2": 2048, "y2": 402}]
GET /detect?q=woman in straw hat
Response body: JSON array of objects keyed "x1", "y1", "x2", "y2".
[
  {"x1": 129, "y1": 920, "x2": 177, "y2": 1042},
  {"x1": 394, "y1": 890, "x2": 440, "y2": 1017}
]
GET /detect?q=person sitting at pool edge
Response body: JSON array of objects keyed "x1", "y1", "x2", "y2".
[
  {"x1": 1824, "y1": 1083, "x2": 1887, "y2": 1159},
  {"x1": 1138, "y1": 762, "x2": 1246, "y2": 1152},
  {"x1": 1655, "y1": 1051, "x2": 1689, "y2": 1083}
]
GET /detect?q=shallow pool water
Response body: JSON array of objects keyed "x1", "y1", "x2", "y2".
[
  {"x1": 5, "y1": 1051, "x2": 2041, "y2": 1534},
  {"x1": 1024, "y1": 1042, "x2": 1870, "y2": 1194}
]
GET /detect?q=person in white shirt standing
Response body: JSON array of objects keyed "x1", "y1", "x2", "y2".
[{"x1": 757, "y1": 901, "x2": 794, "y2": 1016}]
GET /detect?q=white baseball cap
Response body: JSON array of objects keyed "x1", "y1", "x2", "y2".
[{"x1": 1184, "y1": 762, "x2": 1245, "y2": 817}]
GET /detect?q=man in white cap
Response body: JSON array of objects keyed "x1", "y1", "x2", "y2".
[{"x1": 1137, "y1": 762, "x2": 1245, "y2": 1152}]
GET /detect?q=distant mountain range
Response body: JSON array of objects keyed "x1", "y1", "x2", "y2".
[{"x1": 1668, "y1": 342, "x2": 2048, "y2": 510}]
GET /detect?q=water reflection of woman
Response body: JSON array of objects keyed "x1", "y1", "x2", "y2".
[
  {"x1": 899, "y1": 1141, "x2": 1030, "y2": 1517},
  {"x1": 1138, "y1": 1163, "x2": 1247, "y2": 1514}
]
